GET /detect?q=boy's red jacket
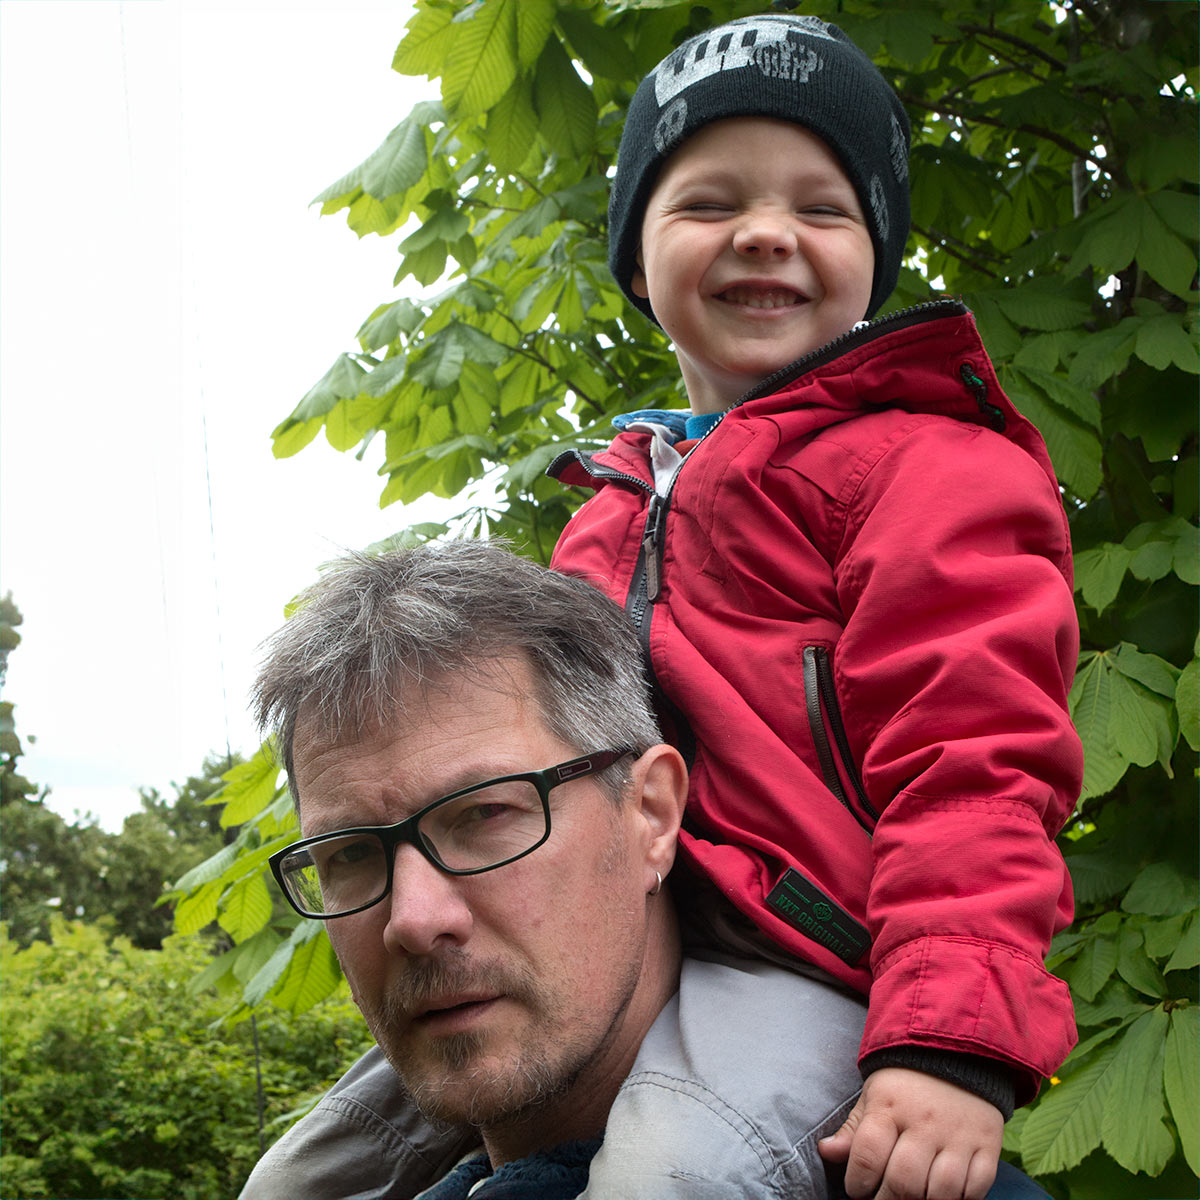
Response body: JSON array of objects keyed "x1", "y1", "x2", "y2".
[{"x1": 548, "y1": 301, "x2": 1082, "y2": 1101}]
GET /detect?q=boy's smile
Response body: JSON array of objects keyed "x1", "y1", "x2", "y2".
[{"x1": 632, "y1": 117, "x2": 875, "y2": 415}]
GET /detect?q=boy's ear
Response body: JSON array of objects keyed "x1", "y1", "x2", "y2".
[{"x1": 632, "y1": 246, "x2": 650, "y2": 299}]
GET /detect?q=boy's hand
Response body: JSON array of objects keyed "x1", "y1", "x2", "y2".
[{"x1": 817, "y1": 1067, "x2": 1003, "y2": 1200}]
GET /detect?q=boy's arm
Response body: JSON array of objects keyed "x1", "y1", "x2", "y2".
[
  {"x1": 817, "y1": 1067, "x2": 1003, "y2": 1200},
  {"x1": 825, "y1": 417, "x2": 1083, "y2": 1096}
]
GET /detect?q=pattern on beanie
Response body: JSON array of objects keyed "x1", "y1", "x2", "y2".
[
  {"x1": 652, "y1": 15, "x2": 834, "y2": 108},
  {"x1": 869, "y1": 176, "x2": 889, "y2": 244},
  {"x1": 890, "y1": 113, "x2": 909, "y2": 182}
]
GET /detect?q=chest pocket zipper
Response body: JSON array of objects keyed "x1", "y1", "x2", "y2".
[{"x1": 802, "y1": 646, "x2": 879, "y2": 834}]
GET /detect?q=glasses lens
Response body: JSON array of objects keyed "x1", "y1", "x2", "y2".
[
  {"x1": 279, "y1": 833, "x2": 389, "y2": 916},
  {"x1": 420, "y1": 779, "x2": 548, "y2": 872}
]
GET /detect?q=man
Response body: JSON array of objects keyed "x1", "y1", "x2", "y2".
[
  {"x1": 239, "y1": 539, "x2": 870, "y2": 1199},
  {"x1": 238, "y1": 542, "x2": 1048, "y2": 1199}
]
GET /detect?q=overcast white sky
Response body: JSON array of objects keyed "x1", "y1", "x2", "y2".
[{"x1": 1, "y1": 0, "x2": 449, "y2": 829}]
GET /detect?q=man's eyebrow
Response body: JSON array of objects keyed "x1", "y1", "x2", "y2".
[{"x1": 302, "y1": 759, "x2": 535, "y2": 837}]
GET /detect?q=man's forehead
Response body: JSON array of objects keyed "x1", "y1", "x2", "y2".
[{"x1": 290, "y1": 653, "x2": 558, "y2": 813}]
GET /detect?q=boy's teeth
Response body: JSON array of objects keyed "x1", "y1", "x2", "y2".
[{"x1": 721, "y1": 287, "x2": 800, "y2": 308}]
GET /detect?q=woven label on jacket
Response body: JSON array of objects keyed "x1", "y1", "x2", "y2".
[{"x1": 766, "y1": 869, "x2": 870, "y2": 965}]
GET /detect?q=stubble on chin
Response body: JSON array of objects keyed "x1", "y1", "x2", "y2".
[{"x1": 359, "y1": 950, "x2": 574, "y2": 1128}]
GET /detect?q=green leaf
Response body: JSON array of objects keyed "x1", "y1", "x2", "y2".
[
  {"x1": 1071, "y1": 979, "x2": 1149, "y2": 1027},
  {"x1": 1123, "y1": 863, "x2": 1197, "y2": 917},
  {"x1": 1128, "y1": 535, "x2": 1175, "y2": 582},
  {"x1": 410, "y1": 324, "x2": 509, "y2": 391},
  {"x1": 990, "y1": 280, "x2": 1094, "y2": 333},
  {"x1": 1067, "y1": 321, "x2": 1137, "y2": 390},
  {"x1": 230, "y1": 928, "x2": 284, "y2": 987},
  {"x1": 1134, "y1": 314, "x2": 1200, "y2": 375},
  {"x1": 271, "y1": 415, "x2": 324, "y2": 460},
  {"x1": 359, "y1": 118, "x2": 429, "y2": 199},
  {"x1": 217, "y1": 874, "x2": 272, "y2": 943},
  {"x1": 1135, "y1": 196, "x2": 1197, "y2": 298},
  {"x1": 1176, "y1": 657, "x2": 1199, "y2": 752},
  {"x1": 1116, "y1": 921, "x2": 1168, "y2": 998},
  {"x1": 486, "y1": 77, "x2": 539, "y2": 174},
  {"x1": 1165, "y1": 912, "x2": 1199, "y2": 972},
  {"x1": 442, "y1": 0, "x2": 521, "y2": 118},
  {"x1": 1020, "y1": 1040, "x2": 1119, "y2": 1174},
  {"x1": 1143, "y1": 911, "x2": 1194, "y2": 961},
  {"x1": 1065, "y1": 913, "x2": 1120, "y2": 1002},
  {"x1": 217, "y1": 753, "x2": 284, "y2": 829},
  {"x1": 392, "y1": 5, "x2": 454, "y2": 77},
  {"x1": 556, "y1": 8, "x2": 633, "y2": 81},
  {"x1": 269, "y1": 927, "x2": 342, "y2": 1015},
  {"x1": 1100, "y1": 1007, "x2": 1174, "y2": 1175},
  {"x1": 357, "y1": 299, "x2": 424, "y2": 353},
  {"x1": 1066, "y1": 192, "x2": 1141, "y2": 280},
  {"x1": 1063, "y1": 851, "x2": 1138, "y2": 905},
  {"x1": 174, "y1": 880, "x2": 222, "y2": 937},
  {"x1": 533, "y1": 34, "x2": 597, "y2": 158},
  {"x1": 1174, "y1": 524, "x2": 1200, "y2": 585},
  {"x1": 1006, "y1": 385, "x2": 1102, "y2": 499},
  {"x1": 172, "y1": 842, "x2": 239, "y2": 894},
  {"x1": 397, "y1": 239, "x2": 448, "y2": 287},
  {"x1": 1013, "y1": 365, "x2": 1101, "y2": 431},
  {"x1": 290, "y1": 354, "x2": 368, "y2": 422},
  {"x1": 514, "y1": 0, "x2": 554, "y2": 69},
  {"x1": 1165, "y1": 1006, "x2": 1199, "y2": 1175},
  {"x1": 1109, "y1": 641, "x2": 1179, "y2": 698},
  {"x1": 1069, "y1": 645, "x2": 1177, "y2": 788},
  {"x1": 1073, "y1": 543, "x2": 1131, "y2": 614}
]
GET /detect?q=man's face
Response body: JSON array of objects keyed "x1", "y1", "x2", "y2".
[
  {"x1": 291, "y1": 658, "x2": 656, "y2": 1134},
  {"x1": 633, "y1": 117, "x2": 875, "y2": 415}
]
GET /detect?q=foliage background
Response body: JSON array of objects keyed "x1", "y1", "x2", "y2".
[
  {"x1": 127, "y1": 0, "x2": 1200, "y2": 1196},
  {"x1": 0, "y1": 920, "x2": 373, "y2": 1200}
]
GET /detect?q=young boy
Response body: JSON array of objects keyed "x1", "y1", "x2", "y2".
[
  {"x1": 241, "y1": 14, "x2": 1079, "y2": 1200},
  {"x1": 547, "y1": 12, "x2": 1081, "y2": 1200}
]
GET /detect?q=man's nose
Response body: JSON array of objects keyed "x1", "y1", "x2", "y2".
[
  {"x1": 732, "y1": 210, "x2": 799, "y2": 258},
  {"x1": 381, "y1": 843, "x2": 474, "y2": 957}
]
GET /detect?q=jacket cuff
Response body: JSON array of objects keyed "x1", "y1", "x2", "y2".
[{"x1": 860, "y1": 1047, "x2": 1016, "y2": 1120}]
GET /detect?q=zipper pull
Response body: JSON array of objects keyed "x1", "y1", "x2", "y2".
[{"x1": 642, "y1": 496, "x2": 665, "y2": 602}]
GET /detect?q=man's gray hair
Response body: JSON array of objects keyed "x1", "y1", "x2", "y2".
[{"x1": 253, "y1": 540, "x2": 662, "y2": 805}]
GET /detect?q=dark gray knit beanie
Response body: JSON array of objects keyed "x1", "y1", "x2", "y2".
[{"x1": 609, "y1": 13, "x2": 911, "y2": 323}]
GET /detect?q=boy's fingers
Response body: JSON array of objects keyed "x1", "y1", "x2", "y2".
[
  {"x1": 964, "y1": 1148, "x2": 1000, "y2": 1200},
  {"x1": 871, "y1": 1138, "x2": 932, "y2": 1200},
  {"x1": 924, "y1": 1150, "x2": 969, "y2": 1200},
  {"x1": 840, "y1": 1115, "x2": 898, "y2": 1198},
  {"x1": 817, "y1": 1095, "x2": 865, "y2": 1161}
]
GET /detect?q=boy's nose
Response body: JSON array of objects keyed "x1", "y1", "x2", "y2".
[
  {"x1": 732, "y1": 212, "x2": 799, "y2": 258},
  {"x1": 382, "y1": 843, "x2": 474, "y2": 957}
]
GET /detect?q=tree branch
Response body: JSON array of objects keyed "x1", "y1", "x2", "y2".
[
  {"x1": 901, "y1": 93, "x2": 1110, "y2": 176},
  {"x1": 959, "y1": 22, "x2": 1068, "y2": 73},
  {"x1": 913, "y1": 224, "x2": 1001, "y2": 279}
]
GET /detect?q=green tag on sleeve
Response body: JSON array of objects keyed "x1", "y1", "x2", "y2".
[{"x1": 766, "y1": 869, "x2": 870, "y2": 966}]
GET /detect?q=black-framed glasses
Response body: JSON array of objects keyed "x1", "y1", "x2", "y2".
[{"x1": 269, "y1": 748, "x2": 634, "y2": 919}]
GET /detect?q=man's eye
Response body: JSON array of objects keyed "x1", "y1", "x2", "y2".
[{"x1": 328, "y1": 840, "x2": 382, "y2": 868}]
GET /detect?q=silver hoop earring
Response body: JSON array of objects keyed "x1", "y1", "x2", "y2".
[{"x1": 648, "y1": 870, "x2": 662, "y2": 897}]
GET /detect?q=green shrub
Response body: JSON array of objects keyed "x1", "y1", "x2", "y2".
[{"x1": 0, "y1": 919, "x2": 375, "y2": 1200}]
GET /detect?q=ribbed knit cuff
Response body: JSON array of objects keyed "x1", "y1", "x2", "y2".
[{"x1": 860, "y1": 1048, "x2": 1017, "y2": 1121}]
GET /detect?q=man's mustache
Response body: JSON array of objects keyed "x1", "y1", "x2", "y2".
[{"x1": 379, "y1": 949, "x2": 539, "y2": 1020}]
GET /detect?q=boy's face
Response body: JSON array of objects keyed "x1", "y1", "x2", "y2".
[{"x1": 633, "y1": 117, "x2": 875, "y2": 415}]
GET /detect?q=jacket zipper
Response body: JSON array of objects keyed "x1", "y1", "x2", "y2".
[
  {"x1": 802, "y1": 646, "x2": 878, "y2": 833},
  {"x1": 632, "y1": 299, "x2": 972, "y2": 608},
  {"x1": 551, "y1": 301, "x2": 972, "y2": 782}
]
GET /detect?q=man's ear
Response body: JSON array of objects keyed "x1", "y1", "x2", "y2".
[
  {"x1": 628, "y1": 744, "x2": 688, "y2": 887},
  {"x1": 631, "y1": 246, "x2": 650, "y2": 300}
]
